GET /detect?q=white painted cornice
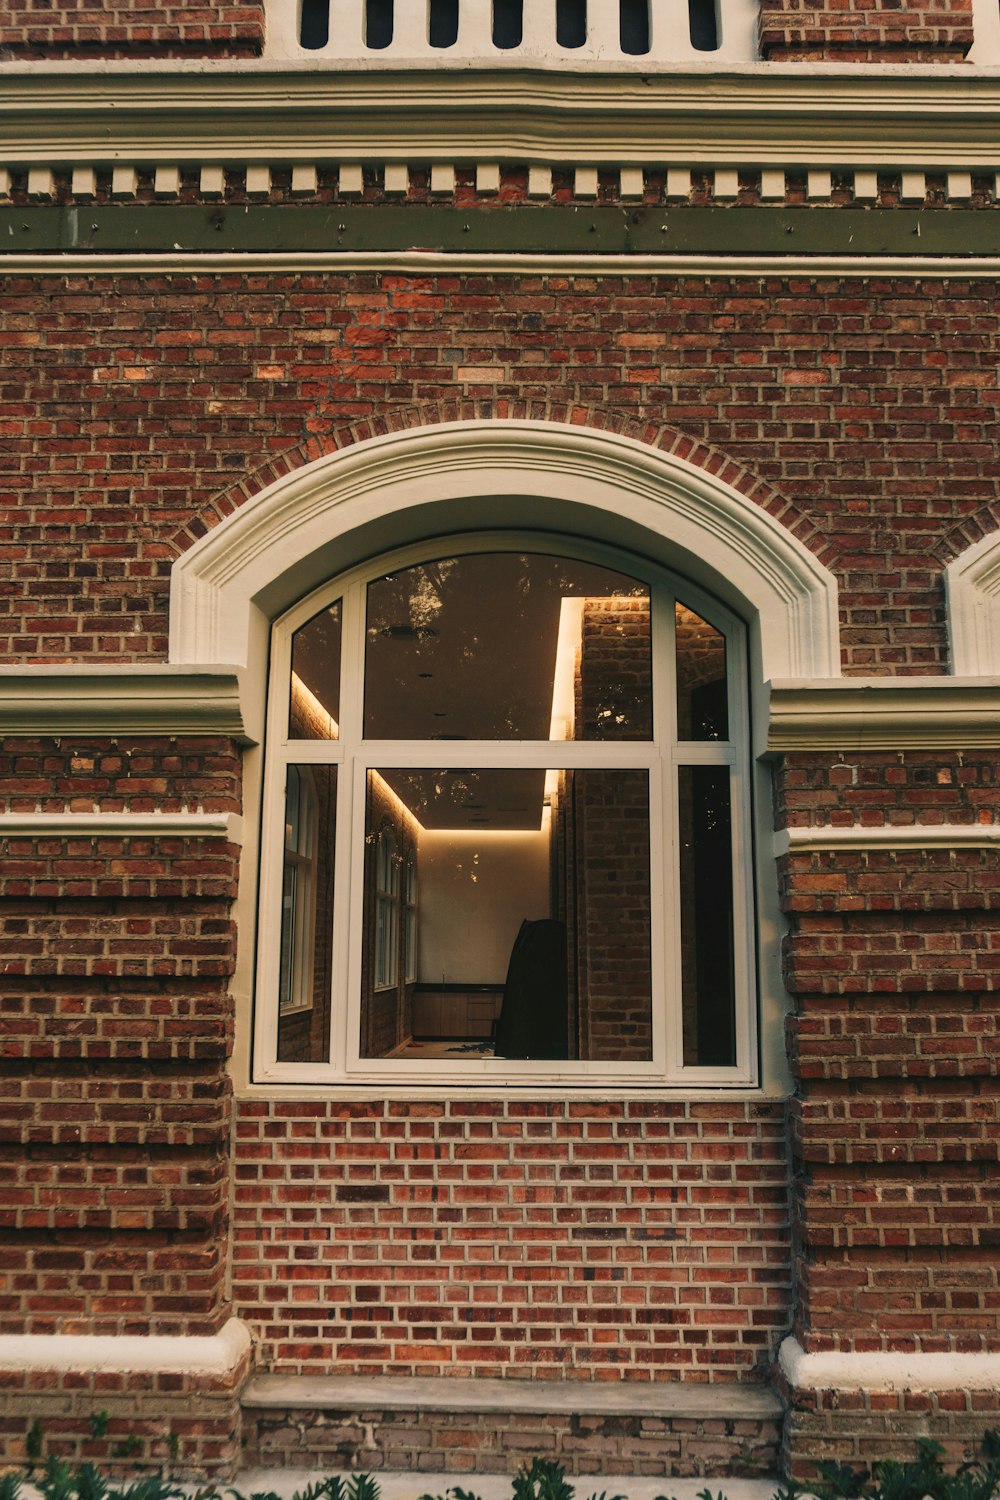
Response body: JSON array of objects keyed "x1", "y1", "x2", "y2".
[
  {"x1": 774, "y1": 822, "x2": 1000, "y2": 854},
  {"x1": 767, "y1": 677, "x2": 1000, "y2": 750},
  {"x1": 3, "y1": 66, "x2": 1000, "y2": 165},
  {"x1": 0, "y1": 665, "x2": 251, "y2": 739},
  {"x1": 780, "y1": 1336, "x2": 1000, "y2": 1393},
  {"x1": 0, "y1": 812, "x2": 243, "y2": 842},
  {"x1": 0, "y1": 1316, "x2": 251, "y2": 1375}
]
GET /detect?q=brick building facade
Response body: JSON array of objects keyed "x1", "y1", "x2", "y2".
[{"x1": 1, "y1": 0, "x2": 999, "y2": 1482}]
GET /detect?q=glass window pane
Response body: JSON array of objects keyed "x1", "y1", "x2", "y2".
[
  {"x1": 675, "y1": 601, "x2": 728, "y2": 741},
  {"x1": 365, "y1": 553, "x2": 651, "y2": 741},
  {"x1": 289, "y1": 599, "x2": 341, "y2": 740},
  {"x1": 277, "y1": 764, "x2": 338, "y2": 1063},
  {"x1": 360, "y1": 767, "x2": 652, "y2": 1062},
  {"x1": 678, "y1": 766, "x2": 736, "y2": 1067}
]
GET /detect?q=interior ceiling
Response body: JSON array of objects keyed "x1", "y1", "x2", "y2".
[
  {"x1": 364, "y1": 551, "x2": 646, "y2": 741},
  {"x1": 379, "y1": 768, "x2": 548, "y2": 831}
]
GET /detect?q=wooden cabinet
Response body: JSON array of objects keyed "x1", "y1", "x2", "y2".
[{"x1": 412, "y1": 986, "x2": 503, "y2": 1039}]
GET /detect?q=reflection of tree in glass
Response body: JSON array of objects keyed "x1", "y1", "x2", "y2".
[{"x1": 366, "y1": 552, "x2": 651, "y2": 741}]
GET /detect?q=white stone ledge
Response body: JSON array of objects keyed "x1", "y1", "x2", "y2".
[
  {"x1": 0, "y1": 1317, "x2": 252, "y2": 1376},
  {"x1": 767, "y1": 676, "x2": 1000, "y2": 751},
  {"x1": 243, "y1": 1373, "x2": 783, "y2": 1420},
  {"x1": 780, "y1": 1336, "x2": 1000, "y2": 1393},
  {"x1": 0, "y1": 812, "x2": 243, "y2": 843},
  {"x1": 775, "y1": 823, "x2": 1000, "y2": 854},
  {"x1": 0, "y1": 665, "x2": 250, "y2": 739}
]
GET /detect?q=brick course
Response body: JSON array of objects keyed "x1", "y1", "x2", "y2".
[
  {"x1": 0, "y1": 1352, "x2": 249, "y2": 1477},
  {"x1": 231, "y1": 1098, "x2": 791, "y2": 1382},
  {"x1": 0, "y1": 735, "x2": 240, "y2": 1383},
  {"x1": 5, "y1": 274, "x2": 1000, "y2": 675},
  {"x1": 759, "y1": 0, "x2": 974, "y2": 60},
  {"x1": 243, "y1": 1400, "x2": 782, "y2": 1477},
  {"x1": 776, "y1": 750, "x2": 1000, "y2": 1405},
  {"x1": 0, "y1": 1, "x2": 265, "y2": 58}
]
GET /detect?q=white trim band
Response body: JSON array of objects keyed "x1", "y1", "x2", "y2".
[
  {"x1": 0, "y1": 812, "x2": 243, "y2": 842},
  {"x1": 780, "y1": 1336, "x2": 1000, "y2": 1393},
  {"x1": 4, "y1": 252, "x2": 1000, "y2": 279},
  {"x1": 775, "y1": 823, "x2": 1000, "y2": 855},
  {"x1": 0, "y1": 1316, "x2": 252, "y2": 1376}
]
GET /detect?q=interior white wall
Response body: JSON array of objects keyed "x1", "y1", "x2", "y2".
[{"x1": 417, "y1": 829, "x2": 550, "y2": 985}]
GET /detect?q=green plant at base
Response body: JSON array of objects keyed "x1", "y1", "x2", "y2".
[
  {"x1": 25, "y1": 1420, "x2": 44, "y2": 1468},
  {"x1": 512, "y1": 1459, "x2": 575, "y2": 1500},
  {"x1": 5, "y1": 1425, "x2": 999, "y2": 1500},
  {"x1": 420, "y1": 1462, "x2": 625, "y2": 1500},
  {"x1": 112, "y1": 1437, "x2": 143, "y2": 1462},
  {"x1": 656, "y1": 1430, "x2": 1000, "y2": 1500}
]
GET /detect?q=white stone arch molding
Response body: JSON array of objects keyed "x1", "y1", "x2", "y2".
[
  {"x1": 945, "y1": 528, "x2": 1000, "y2": 677},
  {"x1": 170, "y1": 420, "x2": 841, "y2": 708}
]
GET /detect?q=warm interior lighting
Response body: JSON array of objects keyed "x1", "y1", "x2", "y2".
[
  {"x1": 290, "y1": 672, "x2": 339, "y2": 739},
  {"x1": 548, "y1": 597, "x2": 585, "y2": 742},
  {"x1": 371, "y1": 768, "x2": 424, "y2": 831}
]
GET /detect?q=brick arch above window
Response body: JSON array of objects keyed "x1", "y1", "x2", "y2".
[
  {"x1": 168, "y1": 417, "x2": 841, "y2": 724},
  {"x1": 170, "y1": 401, "x2": 827, "y2": 559}
]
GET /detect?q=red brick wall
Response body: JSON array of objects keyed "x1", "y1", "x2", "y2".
[
  {"x1": 0, "y1": 736, "x2": 240, "y2": 1337},
  {"x1": 232, "y1": 1097, "x2": 791, "y2": 1381},
  {"x1": 4, "y1": 272, "x2": 998, "y2": 676},
  {"x1": 0, "y1": 1, "x2": 265, "y2": 58},
  {"x1": 776, "y1": 751, "x2": 1000, "y2": 1358},
  {"x1": 758, "y1": 0, "x2": 974, "y2": 60},
  {"x1": 4, "y1": 261, "x2": 1000, "y2": 1465}
]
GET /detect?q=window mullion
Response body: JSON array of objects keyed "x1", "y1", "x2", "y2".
[
  {"x1": 329, "y1": 577, "x2": 367, "y2": 1074},
  {"x1": 651, "y1": 579, "x2": 677, "y2": 1080}
]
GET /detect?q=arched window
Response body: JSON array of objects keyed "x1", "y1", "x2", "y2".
[{"x1": 255, "y1": 533, "x2": 755, "y2": 1085}]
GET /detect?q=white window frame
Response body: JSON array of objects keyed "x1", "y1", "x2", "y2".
[
  {"x1": 253, "y1": 530, "x2": 757, "y2": 1088},
  {"x1": 278, "y1": 763, "x2": 319, "y2": 1016},
  {"x1": 374, "y1": 821, "x2": 400, "y2": 990},
  {"x1": 403, "y1": 849, "x2": 418, "y2": 985}
]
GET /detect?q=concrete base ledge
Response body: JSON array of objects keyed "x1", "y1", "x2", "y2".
[{"x1": 242, "y1": 1374, "x2": 783, "y2": 1422}]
